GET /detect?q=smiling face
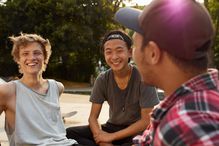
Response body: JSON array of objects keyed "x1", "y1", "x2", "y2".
[
  {"x1": 17, "y1": 42, "x2": 45, "y2": 75},
  {"x1": 104, "y1": 39, "x2": 131, "y2": 73}
]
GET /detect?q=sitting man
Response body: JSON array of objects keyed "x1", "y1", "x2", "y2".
[
  {"x1": 0, "y1": 33, "x2": 78, "y2": 146},
  {"x1": 66, "y1": 30, "x2": 159, "y2": 146}
]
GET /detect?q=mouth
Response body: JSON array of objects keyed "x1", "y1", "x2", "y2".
[
  {"x1": 26, "y1": 62, "x2": 38, "y2": 67},
  {"x1": 111, "y1": 61, "x2": 120, "y2": 65}
]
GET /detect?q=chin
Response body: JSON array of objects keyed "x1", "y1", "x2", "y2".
[
  {"x1": 27, "y1": 70, "x2": 42, "y2": 74},
  {"x1": 111, "y1": 65, "x2": 122, "y2": 71}
]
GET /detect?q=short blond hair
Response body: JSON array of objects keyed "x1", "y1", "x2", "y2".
[{"x1": 9, "y1": 33, "x2": 52, "y2": 72}]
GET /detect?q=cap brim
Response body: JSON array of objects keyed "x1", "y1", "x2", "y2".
[{"x1": 114, "y1": 7, "x2": 143, "y2": 34}]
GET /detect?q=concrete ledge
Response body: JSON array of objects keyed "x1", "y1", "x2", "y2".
[{"x1": 64, "y1": 88, "x2": 92, "y2": 95}]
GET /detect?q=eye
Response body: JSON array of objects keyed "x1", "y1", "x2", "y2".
[
  {"x1": 22, "y1": 52, "x2": 28, "y2": 56},
  {"x1": 117, "y1": 49, "x2": 123, "y2": 52},
  {"x1": 104, "y1": 50, "x2": 112, "y2": 55},
  {"x1": 117, "y1": 48, "x2": 125, "y2": 53},
  {"x1": 34, "y1": 51, "x2": 43, "y2": 55}
]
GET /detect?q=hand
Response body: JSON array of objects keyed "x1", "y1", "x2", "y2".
[{"x1": 94, "y1": 130, "x2": 115, "y2": 144}]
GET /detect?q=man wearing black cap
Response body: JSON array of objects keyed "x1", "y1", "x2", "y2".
[{"x1": 115, "y1": 0, "x2": 219, "y2": 145}]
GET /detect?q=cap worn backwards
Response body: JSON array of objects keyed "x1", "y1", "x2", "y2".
[{"x1": 114, "y1": 0, "x2": 215, "y2": 60}]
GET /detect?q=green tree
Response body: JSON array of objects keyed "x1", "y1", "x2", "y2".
[
  {"x1": 204, "y1": 0, "x2": 219, "y2": 68},
  {"x1": 0, "y1": 0, "x2": 123, "y2": 81}
]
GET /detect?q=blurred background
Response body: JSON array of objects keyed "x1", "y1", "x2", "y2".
[{"x1": 0, "y1": 0, "x2": 218, "y2": 84}]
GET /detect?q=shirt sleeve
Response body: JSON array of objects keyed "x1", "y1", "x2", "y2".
[
  {"x1": 90, "y1": 73, "x2": 106, "y2": 104},
  {"x1": 139, "y1": 82, "x2": 159, "y2": 108}
]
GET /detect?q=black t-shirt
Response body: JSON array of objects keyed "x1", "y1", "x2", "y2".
[{"x1": 90, "y1": 65, "x2": 159, "y2": 125}]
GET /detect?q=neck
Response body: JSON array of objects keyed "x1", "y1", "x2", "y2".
[
  {"x1": 159, "y1": 67, "x2": 206, "y2": 97},
  {"x1": 114, "y1": 64, "x2": 131, "y2": 78},
  {"x1": 20, "y1": 74, "x2": 44, "y2": 87},
  {"x1": 20, "y1": 74, "x2": 48, "y2": 94},
  {"x1": 114, "y1": 64, "x2": 132, "y2": 90},
  {"x1": 154, "y1": 52, "x2": 207, "y2": 97}
]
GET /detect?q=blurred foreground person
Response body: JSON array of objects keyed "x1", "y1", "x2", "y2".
[
  {"x1": 0, "y1": 33, "x2": 77, "y2": 146},
  {"x1": 115, "y1": 0, "x2": 219, "y2": 145}
]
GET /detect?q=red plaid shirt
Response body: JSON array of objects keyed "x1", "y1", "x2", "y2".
[{"x1": 133, "y1": 69, "x2": 219, "y2": 146}]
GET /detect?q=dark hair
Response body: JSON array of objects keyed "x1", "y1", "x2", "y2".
[
  {"x1": 100, "y1": 30, "x2": 132, "y2": 53},
  {"x1": 141, "y1": 37, "x2": 211, "y2": 73},
  {"x1": 168, "y1": 54, "x2": 208, "y2": 74}
]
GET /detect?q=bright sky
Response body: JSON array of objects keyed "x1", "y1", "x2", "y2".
[
  {"x1": 132, "y1": 0, "x2": 153, "y2": 5},
  {"x1": 124, "y1": 0, "x2": 152, "y2": 6},
  {"x1": 126, "y1": 0, "x2": 204, "y2": 6}
]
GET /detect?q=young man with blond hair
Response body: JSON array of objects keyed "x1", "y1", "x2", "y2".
[{"x1": 0, "y1": 33, "x2": 77, "y2": 146}]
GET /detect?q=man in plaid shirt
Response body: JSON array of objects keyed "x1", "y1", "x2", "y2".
[{"x1": 114, "y1": 0, "x2": 219, "y2": 145}]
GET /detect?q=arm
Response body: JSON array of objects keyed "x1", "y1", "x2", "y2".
[
  {"x1": 89, "y1": 103, "x2": 114, "y2": 146},
  {"x1": 56, "y1": 81, "x2": 64, "y2": 96},
  {"x1": 0, "y1": 105, "x2": 4, "y2": 115},
  {"x1": 112, "y1": 108, "x2": 152, "y2": 140},
  {"x1": 0, "y1": 82, "x2": 15, "y2": 115},
  {"x1": 0, "y1": 85, "x2": 6, "y2": 114},
  {"x1": 88, "y1": 103, "x2": 103, "y2": 136},
  {"x1": 0, "y1": 84, "x2": 8, "y2": 114},
  {"x1": 94, "y1": 108, "x2": 152, "y2": 143}
]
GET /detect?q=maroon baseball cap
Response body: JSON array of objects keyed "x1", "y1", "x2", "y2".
[{"x1": 114, "y1": 0, "x2": 215, "y2": 60}]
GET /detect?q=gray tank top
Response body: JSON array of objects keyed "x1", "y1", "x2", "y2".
[{"x1": 5, "y1": 79, "x2": 77, "y2": 146}]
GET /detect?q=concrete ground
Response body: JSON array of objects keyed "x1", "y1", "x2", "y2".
[{"x1": 0, "y1": 93, "x2": 109, "y2": 146}]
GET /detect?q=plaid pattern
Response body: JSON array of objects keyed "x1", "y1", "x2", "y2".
[{"x1": 133, "y1": 69, "x2": 219, "y2": 146}]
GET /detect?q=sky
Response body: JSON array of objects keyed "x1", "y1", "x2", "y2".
[
  {"x1": 126, "y1": 0, "x2": 204, "y2": 6},
  {"x1": 124, "y1": 0, "x2": 152, "y2": 6},
  {"x1": 134, "y1": 0, "x2": 153, "y2": 5}
]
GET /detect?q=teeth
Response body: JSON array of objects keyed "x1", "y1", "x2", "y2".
[
  {"x1": 112, "y1": 62, "x2": 120, "y2": 65},
  {"x1": 27, "y1": 63, "x2": 37, "y2": 66}
]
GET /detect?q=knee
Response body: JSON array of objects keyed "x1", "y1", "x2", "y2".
[{"x1": 66, "y1": 127, "x2": 77, "y2": 138}]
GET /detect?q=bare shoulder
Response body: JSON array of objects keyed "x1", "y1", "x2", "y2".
[
  {"x1": 55, "y1": 81, "x2": 64, "y2": 94},
  {"x1": 0, "y1": 82, "x2": 16, "y2": 98},
  {"x1": 0, "y1": 82, "x2": 16, "y2": 106}
]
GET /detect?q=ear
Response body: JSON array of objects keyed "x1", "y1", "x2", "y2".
[
  {"x1": 145, "y1": 41, "x2": 162, "y2": 65},
  {"x1": 16, "y1": 59, "x2": 20, "y2": 65},
  {"x1": 128, "y1": 48, "x2": 132, "y2": 58}
]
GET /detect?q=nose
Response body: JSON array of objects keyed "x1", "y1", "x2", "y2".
[
  {"x1": 111, "y1": 52, "x2": 119, "y2": 60},
  {"x1": 28, "y1": 53, "x2": 36, "y2": 60}
]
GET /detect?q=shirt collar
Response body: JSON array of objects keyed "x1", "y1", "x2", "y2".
[{"x1": 151, "y1": 68, "x2": 219, "y2": 123}]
